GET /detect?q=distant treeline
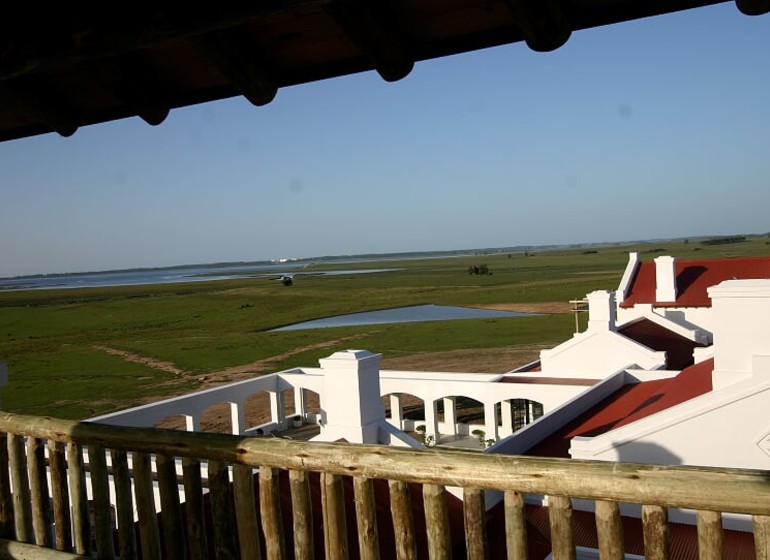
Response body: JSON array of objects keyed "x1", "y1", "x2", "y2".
[{"x1": 700, "y1": 236, "x2": 747, "y2": 246}]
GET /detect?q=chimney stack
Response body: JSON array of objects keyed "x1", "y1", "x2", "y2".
[
  {"x1": 317, "y1": 350, "x2": 385, "y2": 443},
  {"x1": 655, "y1": 256, "x2": 677, "y2": 303},
  {"x1": 587, "y1": 290, "x2": 617, "y2": 332}
]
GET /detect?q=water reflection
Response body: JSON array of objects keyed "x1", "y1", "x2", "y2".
[{"x1": 272, "y1": 304, "x2": 536, "y2": 331}]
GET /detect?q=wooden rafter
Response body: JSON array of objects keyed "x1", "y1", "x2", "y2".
[{"x1": 323, "y1": 0, "x2": 414, "y2": 83}]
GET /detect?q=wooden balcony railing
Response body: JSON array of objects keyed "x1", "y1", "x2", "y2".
[{"x1": 0, "y1": 411, "x2": 769, "y2": 559}]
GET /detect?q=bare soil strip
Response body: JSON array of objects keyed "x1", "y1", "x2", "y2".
[
  {"x1": 469, "y1": 301, "x2": 570, "y2": 314},
  {"x1": 92, "y1": 345, "x2": 186, "y2": 375}
]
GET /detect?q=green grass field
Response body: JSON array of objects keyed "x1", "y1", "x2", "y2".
[{"x1": 2, "y1": 237, "x2": 768, "y2": 419}]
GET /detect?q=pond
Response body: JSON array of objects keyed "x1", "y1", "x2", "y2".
[{"x1": 271, "y1": 304, "x2": 536, "y2": 331}]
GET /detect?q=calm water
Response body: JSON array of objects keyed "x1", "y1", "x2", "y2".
[
  {"x1": 272, "y1": 304, "x2": 535, "y2": 331},
  {"x1": 0, "y1": 264, "x2": 398, "y2": 291}
]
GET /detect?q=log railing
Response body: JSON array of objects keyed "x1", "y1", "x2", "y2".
[{"x1": 0, "y1": 411, "x2": 769, "y2": 559}]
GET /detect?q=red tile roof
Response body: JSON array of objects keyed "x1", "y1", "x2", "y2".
[
  {"x1": 618, "y1": 318, "x2": 705, "y2": 370},
  {"x1": 525, "y1": 359, "x2": 713, "y2": 459},
  {"x1": 620, "y1": 256, "x2": 770, "y2": 308}
]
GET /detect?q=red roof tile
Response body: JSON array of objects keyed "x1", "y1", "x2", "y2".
[
  {"x1": 621, "y1": 256, "x2": 770, "y2": 308},
  {"x1": 618, "y1": 318, "x2": 705, "y2": 370},
  {"x1": 526, "y1": 359, "x2": 713, "y2": 459}
]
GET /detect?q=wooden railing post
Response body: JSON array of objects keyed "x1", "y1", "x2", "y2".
[
  {"x1": 49, "y1": 441, "x2": 71, "y2": 552},
  {"x1": 463, "y1": 487, "x2": 487, "y2": 560},
  {"x1": 27, "y1": 437, "x2": 51, "y2": 547},
  {"x1": 321, "y1": 472, "x2": 348, "y2": 560},
  {"x1": 697, "y1": 510, "x2": 723, "y2": 560},
  {"x1": 182, "y1": 457, "x2": 209, "y2": 560},
  {"x1": 110, "y1": 449, "x2": 137, "y2": 560},
  {"x1": 754, "y1": 515, "x2": 770, "y2": 560},
  {"x1": 88, "y1": 444, "x2": 115, "y2": 560},
  {"x1": 289, "y1": 469, "x2": 314, "y2": 560},
  {"x1": 504, "y1": 491, "x2": 527, "y2": 560},
  {"x1": 233, "y1": 463, "x2": 262, "y2": 560},
  {"x1": 157, "y1": 454, "x2": 186, "y2": 560},
  {"x1": 209, "y1": 460, "x2": 239, "y2": 560},
  {"x1": 642, "y1": 504, "x2": 669, "y2": 560},
  {"x1": 8, "y1": 433, "x2": 33, "y2": 543},
  {"x1": 258, "y1": 466, "x2": 287, "y2": 560},
  {"x1": 547, "y1": 495, "x2": 575, "y2": 560},
  {"x1": 66, "y1": 443, "x2": 90, "y2": 555},
  {"x1": 423, "y1": 484, "x2": 451, "y2": 560},
  {"x1": 595, "y1": 500, "x2": 623, "y2": 560},
  {"x1": 133, "y1": 452, "x2": 161, "y2": 560},
  {"x1": 353, "y1": 476, "x2": 380, "y2": 560},
  {"x1": 0, "y1": 433, "x2": 13, "y2": 539},
  {"x1": 388, "y1": 480, "x2": 417, "y2": 560}
]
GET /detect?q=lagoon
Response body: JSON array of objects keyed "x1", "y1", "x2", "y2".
[
  {"x1": 272, "y1": 304, "x2": 535, "y2": 331},
  {"x1": 0, "y1": 264, "x2": 399, "y2": 291}
]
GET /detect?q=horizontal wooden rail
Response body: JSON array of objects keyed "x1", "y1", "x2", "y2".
[
  {"x1": 2, "y1": 412, "x2": 770, "y2": 517},
  {"x1": 0, "y1": 537, "x2": 90, "y2": 559}
]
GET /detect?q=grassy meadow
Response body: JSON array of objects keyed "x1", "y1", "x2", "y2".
[{"x1": 1, "y1": 237, "x2": 768, "y2": 419}]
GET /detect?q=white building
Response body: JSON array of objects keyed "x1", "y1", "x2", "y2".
[{"x1": 89, "y1": 252, "x2": 770, "y2": 557}]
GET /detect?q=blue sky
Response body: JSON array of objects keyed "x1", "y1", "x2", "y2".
[{"x1": 1, "y1": 4, "x2": 768, "y2": 278}]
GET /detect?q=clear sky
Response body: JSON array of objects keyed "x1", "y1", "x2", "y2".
[{"x1": 1, "y1": 4, "x2": 768, "y2": 278}]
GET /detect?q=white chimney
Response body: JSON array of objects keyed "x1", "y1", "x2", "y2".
[
  {"x1": 317, "y1": 350, "x2": 385, "y2": 443},
  {"x1": 709, "y1": 280, "x2": 770, "y2": 389},
  {"x1": 616, "y1": 252, "x2": 640, "y2": 305},
  {"x1": 655, "y1": 256, "x2": 677, "y2": 303},
  {"x1": 587, "y1": 290, "x2": 617, "y2": 332}
]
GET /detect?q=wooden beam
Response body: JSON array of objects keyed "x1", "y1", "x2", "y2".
[
  {"x1": 735, "y1": 0, "x2": 770, "y2": 15},
  {"x1": 196, "y1": 31, "x2": 277, "y2": 107},
  {"x1": 0, "y1": 3, "x2": 326, "y2": 80},
  {"x1": 324, "y1": 0, "x2": 413, "y2": 82},
  {"x1": 0, "y1": 80, "x2": 78, "y2": 137},
  {"x1": 504, "y1": 0, "x2": 572, "y2": 52},
  {"x1": 91, "y1": 55, "x2": 170, "y2": 126}
]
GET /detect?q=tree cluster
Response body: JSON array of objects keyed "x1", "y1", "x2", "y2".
[{"x1": 467, "y1": 264, "x2": 491, "y2": 276}]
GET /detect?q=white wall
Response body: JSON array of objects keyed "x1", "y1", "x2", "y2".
[
  {"x1": 569, "y1": 375, "x2": 770, "y2": 470},
  {"x1": 540, "y1": 330, "x2": 665, "y2": 378}
]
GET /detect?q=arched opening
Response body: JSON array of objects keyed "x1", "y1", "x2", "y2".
[
  {"x1": 243, "y1": 390, "x2": 272, "y2": 433},
  {"x1": 383, "y1": 392, "x2": 425, "y2": 439},
  {"x1": 497, "y1": 398, "x2": 545, "y2": 436},
  {"x1": 454, "y1": 396, "x2": 485, "y2": 427},
  {"x1": 153, "y1": 414, "x2": 192, "y2": 431},
  {"x1": 200, "y1": 401, "x2": 239, "y2": 434},
  {"x1": 300, "y1": 388, "x2": 322, "y2": 420}
]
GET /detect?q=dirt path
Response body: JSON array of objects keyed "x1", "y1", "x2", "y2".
[
  {"x1": 469, "y1": 301, "x2": 571, "y2": 314},
  {"x1": 93, "y1": 332, "x2": 371, "y2": 388},
  {"x1": 92, "y1": 345, "x2": 186, "y2": 375},
  {"x1": 92, "y1": 304, "x2": 565, "y2": 430}
]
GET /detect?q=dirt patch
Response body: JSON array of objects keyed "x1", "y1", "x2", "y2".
[
  {"x1": 93, "y1": 333, "x2": 372, "y2": 395},
  {"x1": 381, "y1": 345, "x2": 547, "y2": 374},
  {"x1": 95, "y1": 331, "x2": 549, "y2": 432}
]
